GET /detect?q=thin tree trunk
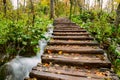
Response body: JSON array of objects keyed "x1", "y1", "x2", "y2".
[
  {"x1": 115, "y1": 3, "x2": 120, "y2": 28},
  {"x1": 87, "y1": 0, "x2": 90, "y2": 11},
  {"x1": 69, "y1": 0, "x2": 73, "y2": 20},
  {"x1": 17, "y1": 0, "x2": 19, "y2": 21},
  {"x1": 23, "y1": 0, "x2": 26, "y2": 12},
  {"x1": 98, "y1": 0, "x2": 100, "y2": 10},
  {"x1": 50, "y1": 0, "x2": 54, "y2": 19},
  {"x1": 30, "y1": 0, "x2": 35, "y2": 27},
  {"x1": 73, "y1": 0, "x2": 77, "y2": 15},
  {"x1": 111, "y1": 0, "x2": 114, "y2": 12},
  {"x1": 100, "y1": 0, "x2": 103, "y2": 11},
  {"x1": 3, "y1": 0, "x2": 6, "y2": 16},
  {"x1": 77, "y1": 0, "x2": 82, "y2": 13}
]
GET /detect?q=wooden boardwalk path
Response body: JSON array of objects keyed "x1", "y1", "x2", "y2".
[{"x1": 28, "y1": 18, "x2": 118, "y2": 80}]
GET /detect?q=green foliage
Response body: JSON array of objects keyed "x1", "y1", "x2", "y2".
[
  {"x1": 0, "y1": 1, "x2": 53, "y2": 66},
  {"x1": 72, "y1": 10, "x2": 120, "y2": 77}
]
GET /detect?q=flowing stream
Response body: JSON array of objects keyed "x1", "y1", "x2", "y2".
[{"x1": 0, "y1": 24, "x2": 54, "y2": 80}]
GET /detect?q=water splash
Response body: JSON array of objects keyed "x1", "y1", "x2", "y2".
[{"x1": 0, "y1": 24, "x2": 54, "y2": 80}]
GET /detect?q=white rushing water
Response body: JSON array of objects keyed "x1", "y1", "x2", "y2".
[{"x1": 0, "y1": 24, "x2": 54, "y2": 80}]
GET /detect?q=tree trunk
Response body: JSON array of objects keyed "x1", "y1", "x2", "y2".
[
  {"x1": 73, "y1": 0, "x2": 77, "y2": 15},
  {"x1": 77, "y1": 0, "x2": 82, "y2": 13},
  {"x1": 111, "y1": 0, "x2": 114, "y2": 12},
  {"x1": 23, "y1": 0, "x2": 26, "y2": 12},
  {"x1": 30, "y1": 0, "x2": 35, "y2": 27},
  {"x1": 69, "y1": 0, "x2": 73, "y2": 20},
  {"x1": 115, "y1": 3, "x2": 120, "y2": 28},
  {"x1": 100, "y1": 0, "x2": 103, "y2": 11},
  {"x1": 3, "y1": 0, "x2": 6, "y2": 16},
  {"x1": 17, "y1": 0, "x2": 19, "y2": 21},
  {"x1": 50, "y1": 0, "x2": 54, "y2": 19}
]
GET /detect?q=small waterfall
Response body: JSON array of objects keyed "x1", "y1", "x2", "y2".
[{"x1": 0, "y1": 24, "x2": 54, "y2": 80}]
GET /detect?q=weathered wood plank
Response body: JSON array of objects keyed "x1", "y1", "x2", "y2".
[
  {"x1": 42, "y1": 56, "x2": 111, "y2": 68},
  {"x1": 48, "y1": 41, "x2": 99, "y2": 46},
  {"x1": 53, "y1": 30, "x2": 86, "y2": 32},
  {"x1": 52, "y1": 36, "x2": 94, "y2": 40},
  {"x1": 30, "y1": 70, "x2": 102, "y2": 80}
]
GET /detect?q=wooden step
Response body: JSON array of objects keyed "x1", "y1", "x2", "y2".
[
  {"x1": 30, "y1": 70, "x2": 102, "y2": 80},
  {"x1": 54, "y1": 27, "x2": 81, "y2": 29},
  {"x1": 52, "y1": 36, "x2": 94, "y2": 40},
  {"x1": 54, "y1": 25, "x2": 80, "y2": 29},
  {"x1": 45, "y1": 46, "x2": 104, "y2": 54},
  {"x1": 30, "y1": 64, "x2": 113, "y2": 80},
  {"x1": 42, "y1": 54, "x2": 111, "y2": 68},
  {"x1": 53, "y1": 32, "x2": 90, "y2": 36},
  {"x1": 54, "y1": 29, "x2": 82, "y2": 31},
  {"x1": 53, "y1": 23, "x2": 76, "y2": 26},
  {"x1": 54, "y1": 27, "x2": 82, "y2": 29},
  {"x1": 53, "y1": 30, "x2": 86, "y2": 32},
  {"x1": 48, "y1": 40, "x2": 99, "y2": 46}
]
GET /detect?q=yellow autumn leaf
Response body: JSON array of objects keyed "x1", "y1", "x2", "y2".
[
  {"x1": 33, "y1": 78, "x2": 37, "y2": 80},
  {"x1": 115, "y1": 0, "x2": 120, "y2": 3},
  {"x1": 48, "y1": 50, "x2": 52, "y2": 54},
  {"x1": 43, "y1": 63, "x2": 49, "y2": 67},
  {"x1": 58, "y1": 51, "x2": 63, "y2": 55}
]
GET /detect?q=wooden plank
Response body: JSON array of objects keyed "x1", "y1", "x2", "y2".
[
  {"x1": 48, "y1": 41, "x2": 99, "y2": 46},
  {"x1": 53, "y1": 33, "x2": 90, "y2": 36},
  {"x1": 30, "y1": 70, "x2": 102, "y2": 80},
  {"x1": 32, "y1": 66, "x2": 110, "y2": 79},
  {"x1": 45, "y1": 48, "x2": 104, "y2": 54},
  {"x1": 42, "y1": 56, "x2": 111, "y2": 68},
  {"x1": 53, "y1": 23, "x2": 76, "y2": 26},
  {"x1": 53, "y1": 30, "x2": 86, "y2": 32},
  {"x1": 52, "y1": 36, "x2": 94, "y2": 40}
]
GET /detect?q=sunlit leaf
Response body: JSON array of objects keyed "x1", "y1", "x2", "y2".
[
  {"x1": 48, "y1": 50, "x2": 52, "y2": 54},
  {"x1": 73, "y1": 57, "x2": 79, "y2": 60},
  {"x1": 58, "y1": 51, "x2": 62, "y2": 55},
  {"x1": 43, "y1": 63, "x2": 49, "y2": 67}
]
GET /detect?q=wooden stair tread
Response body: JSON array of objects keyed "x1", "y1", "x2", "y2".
[
  {"x1": 30, "y1": 70, "x2": 104, "y2": 80},
  {"x1": 54, "y1": 28, "x2": 84, "y2": 30},
  {"x1": 53, "y1": 30, "x2": 86, "y2": 32},
  {"x1": 52, "y1": 36, "x2": 94, "y2": 40},
  {"x1": 30, "y1": 64, "x2": 112, "y2": 80},
  {"x1": 45, "y1": 46, "x2": 104, "y2": 54},
  {"x1": 53, "y1": 32, "x2": 89, "y2": 35},
  {"x1": 42, "y1": 55, "x2": 111, "y2": 68},
  {"x1": 48, "y1": 40, "x2": 99, "y2": 45},
  {"x1": 54, "y1": 27, "x2": 82, "y2": 29},
  {"x1": 42, "y1": 54, "x2": 106, "y2": 61}
]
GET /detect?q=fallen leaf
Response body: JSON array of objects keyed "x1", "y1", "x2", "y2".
[
  {"x1": 87, "y1": 70, "x2": 91, "y2": 73},
  {"x1": 48, "y1": 50, "x2": 52, "y2": 54},
  {"x1": 58, "y1": 51, "x2": 62, "y2": 55},
  {"x1": 33, "y1": 78, "x2": 37, "y2": 80},
  {"x1": 57, "y1": 71, "x2": 61, "y2": 74},
  {"x1": 43, "y1": 63, "x2": 49, "y2": 67},
  {"x1": 87, "y1": 76, "x2": 91, "y2": 79},
  {"x1": 73, "y1": 57, "x2": 79, "y2": 60},
  {"x1": 49, "y1": 55, "x2": 52, "y2": 58},
  {"x1": 63, "y1": 53, "x2": 69, "y2": 56},
  {"x1": 95, "y1": 72, "x2": 104, "y2": 76}
]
